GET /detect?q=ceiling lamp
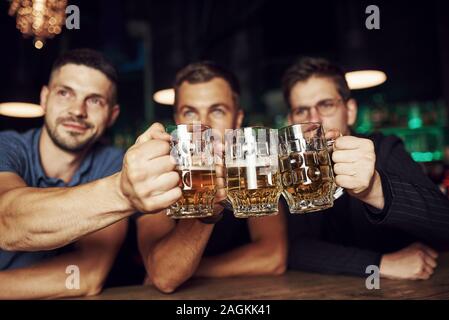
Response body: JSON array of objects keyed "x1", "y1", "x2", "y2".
[
  {"x1": 0, "y1": 102, "x2": 44, "y2": 118},
  {"x1": 153, "y1": 88, "x2": 175, "y2": 106},
  {"x1": 8, "y1": 0, "x2": 67, "y2": 49},
  {"x1": 345, "y1": 70, "x2": 387, "y2": 90}
]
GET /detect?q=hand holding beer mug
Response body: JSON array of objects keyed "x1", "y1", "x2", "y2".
[
  {"x1": 225, "y1": 127, "x2": 282, "y2": 218},
  {"x1": 278, "y1": 123, "x2": 343, "y2": 214},
  {"x1": 167, "y1": 124, "x2": 220, "y2": 219}
]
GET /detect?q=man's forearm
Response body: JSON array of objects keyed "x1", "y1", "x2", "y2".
[
  {"x1": 145, "y1": 220, "x2": 214, "y2": 293},
  {"x1": 288, "y1": 237, "x2": 382, "y2": 277},
  {"x1": 366, "y1": 172, "x2": 449, "y2": 242},
  {"x1": 194, "y1": 240, "x2": 287, "y2": 278},
  {"x1": 0, "y1": 172, "x2": 133, "y2": 251},
  {"x1": 0, "y1": 251, "x2": 106, "y2": 299}
]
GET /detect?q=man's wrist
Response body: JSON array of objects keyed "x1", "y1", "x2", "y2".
[
  {"x1": 109, "y1": 172, "x2": 135, "y2": 214},
  {"x1": 379, "y1": 253, "x2": 393, "y2": 277},
  {"x1": 353, "y1": 170, "x2": 385, "y2": 210}
]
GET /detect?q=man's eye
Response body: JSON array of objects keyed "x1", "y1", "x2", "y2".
[
  {"x1": 321, "y1": 102, "x2": 335, "y2": 109},
  {"x1": 184, "y1": 111, "x2": 196, "y2": 118},
  {"x1": 58, "y1": 90, "x2": 69, "y2": 97},
  {"x1": 212, "y1": 109, "x2": 225, "y2": 116},
  {"x1": 87, "y1": 97, "x2": 106, "y2": 107},
  {"x1": 295, "y1": 108, "x2": 308, "y2": 115},
  {"x1": 89, "y1": 98, "x2": 101, "y2": 105}
]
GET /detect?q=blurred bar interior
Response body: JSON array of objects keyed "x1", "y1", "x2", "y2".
[{"x1": 1, "y1": 0, "x2": 449, "y2": 187}]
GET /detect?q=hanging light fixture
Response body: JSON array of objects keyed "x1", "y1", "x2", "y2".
[
  {"x1": 0, "y1": 102, "x2": 44, "y2": 118},
  {"x1": 153, "y1": 88, "x2": 175, "y2": 106},
  {"x1": 8, "y1": 0, "x2": 67, "y2": 49},
  {"x1": 336, "y1": 3, "x2": 387, "y2": 91},
  {"x1": 345, "y1": 70, "x2": 387, "y2": 90}
]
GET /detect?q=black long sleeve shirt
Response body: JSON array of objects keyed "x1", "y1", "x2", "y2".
[{"x1": 287, "y1": 132, "x2": 449, "y2": 277}]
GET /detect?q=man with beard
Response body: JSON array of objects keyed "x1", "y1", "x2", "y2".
[
  {"x1": 0, "y1": 49, "x2": 181, "y2": 298},
  {"x1": 136, "y1": 61, "x2": 287, "y2": 294}
]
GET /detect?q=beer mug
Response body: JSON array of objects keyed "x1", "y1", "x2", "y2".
[
  {"x1": 278, "y1": 123, "x2": 342, "y2": 214},
  {"x1": 225, "y1": 127, "x2": 282, "y2": 218},
  {"x1": 167, "y1": 124, "x2": 220, "y2": 219}
]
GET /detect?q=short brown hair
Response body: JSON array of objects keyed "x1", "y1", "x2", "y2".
[
  {"x1": 282, "y1": 57, "x2": 351, "y2": 107},
  {"x1": 174, "y1": 61, "x2": 241, "y2": 108},
  {"x1": 51, "y1": 48, "x2": 118, "y2": 105}
]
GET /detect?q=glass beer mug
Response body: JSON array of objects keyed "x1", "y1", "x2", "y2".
[
  {"x1": 224, "y1": 127, "x2": 282, "y2": 218},
  {"x1": 167, "y1": 124, "x2": 219, "y2": 219},
  {"x1": 278, "y1": 123, "x2": 343, "y2": 214}
]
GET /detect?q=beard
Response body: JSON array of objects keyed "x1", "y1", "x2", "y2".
[{"x1": 45, "y1": 115, "x2": 97, "y2": 153}]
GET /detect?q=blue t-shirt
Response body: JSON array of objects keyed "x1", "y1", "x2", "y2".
[{"x1": 0, "y1": 128, "x2": 124, "y2": 270}]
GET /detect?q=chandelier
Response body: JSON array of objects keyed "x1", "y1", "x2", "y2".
[{"x1": 8, "y1": 0, "x2": 67, "y2": 49}]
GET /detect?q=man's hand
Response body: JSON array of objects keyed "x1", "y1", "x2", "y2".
[
  {"x1": 332, "y1": 135, "x2": 376, "y2": 195},
  {"x1": 119, "y1": 123, "x2": 182, "y2": 213},
  {"x1": 380, "y1": 242, "x2": 438, "y2": 280},
  {"x1": 327, "y1": 131, "x2": 384, "y2": 210}
]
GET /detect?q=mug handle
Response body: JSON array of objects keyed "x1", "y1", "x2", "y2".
[{"x1": 326, "y1": 138, "x2": 345, "y2": 200}]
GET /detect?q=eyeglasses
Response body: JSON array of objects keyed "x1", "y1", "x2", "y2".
[{"x1": 291, "y1": 98, "x2": 344, "y2": 121}]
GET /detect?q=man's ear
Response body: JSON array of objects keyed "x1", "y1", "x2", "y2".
[
  {"x1": 346, "y1": 98, "x2": 358, "y2": 126},
  {"x1": 235, "y1": 109, "x2": 244, "y2": 128},
  {"x1": 40, "y1": 86, "x2": 49, "y2": 113},
  {"x1": 107, "y1": 104, "x2": 120, "y2": 128}
]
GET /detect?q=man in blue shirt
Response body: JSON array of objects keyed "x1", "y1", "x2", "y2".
[{"x1": 0, "y1": 49, "x2": 181, "y2": 298}]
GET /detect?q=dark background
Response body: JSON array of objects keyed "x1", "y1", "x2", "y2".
[
  {"x1": 1, "y1": 0, "x2": 449, "y2": 287},
  {"x1": 1, "y1": 0, "x2": 449, "y2": 132}
]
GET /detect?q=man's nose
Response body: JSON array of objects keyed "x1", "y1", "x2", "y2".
[
  {"x1": 309, "y1": 107, "x2": 321, "y2": 123},
  {"x1": 68, "y1": 101, "x2": 87, "y2": 118},
  {"x1": 199, "y1": 114, "x2": 210, "y2": 126}
]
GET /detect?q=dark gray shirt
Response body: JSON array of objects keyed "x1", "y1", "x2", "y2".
[{"x1": 0, "y1": 128, "x2": 124, "y2": 270}]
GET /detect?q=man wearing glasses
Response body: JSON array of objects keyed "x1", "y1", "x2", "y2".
[{"x1": 283, "y1": 57, "x2": 449, "y2": 280}]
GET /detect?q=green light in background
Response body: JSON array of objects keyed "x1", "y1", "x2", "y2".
[
  {"x1": 408, "y1": 117, "x2": 423, "y2": 129},
  {"x1": 412, "y1": 152, "x2": 433, "y2": 162},
  {"x1": 355, "y1": 107, "x2": 372, "y2": 134},
  {"x1": 408, "y1": 105, "x2": 423, "y2": 129},
  {"x1": 411, "y1": 151, "x2": 443, "y2": 162},
  {"x1": 433, "y1": 151, "x2": 443, "y2": 160}
]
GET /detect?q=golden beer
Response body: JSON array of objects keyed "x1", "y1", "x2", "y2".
[
  {"x1": 279, "y1": 149, "x2": 336, "y2": 213},
  {"x1": 168, "y1": 166, "x2": 217, "y2": 218},
  {"x1": 167, "y1": 122, "x2": 220, "y2": 219},
  {"x1": 226, "y1": 165, "x2": 282, "y2": 218},
  {"x1": 278, "y1": 123, "x2": 339, "y2": 214},
  {"x1": 225, "y1": 127, "x2": 281, "y2": 218}
]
